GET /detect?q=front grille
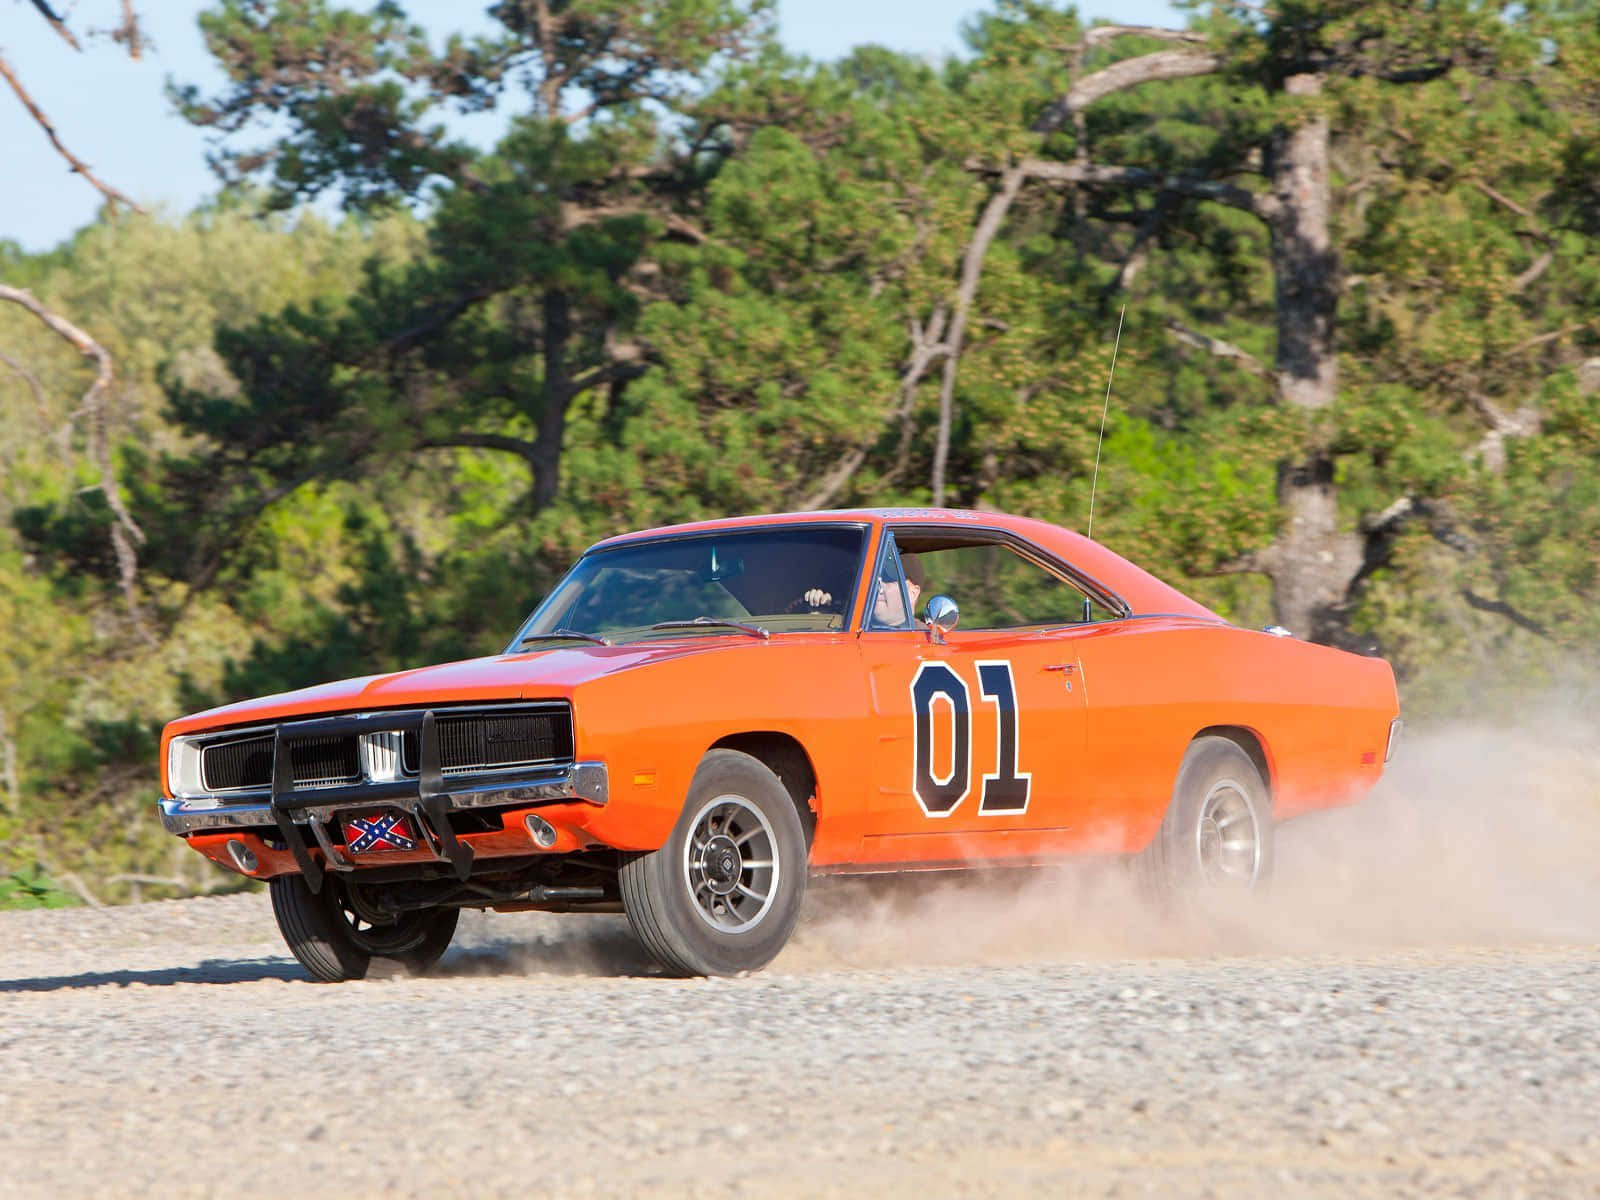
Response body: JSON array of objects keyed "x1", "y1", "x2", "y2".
[
  {"x1": 201, "y1": 733, "x2": 362, "y2": 791},
  {"x1": 198, "y1": 705, "x2": 574, "y2": 793},
  {"x1": 436, "y1": 708, "x2": 573, "y2": 775},
  {"x1": 201, "y1": 736, "x2": 274, "y2": 791},
  {"x1": 289, "y1": 735, "x2": 362, "y2": 787}
]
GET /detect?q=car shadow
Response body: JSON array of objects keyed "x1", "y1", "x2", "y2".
[
  {"x1": 0, "y1": 957, "x2": 305, "y2": 993},
  {"x1": 435, "y1": 925, "x2": 663, "y2": 979}
]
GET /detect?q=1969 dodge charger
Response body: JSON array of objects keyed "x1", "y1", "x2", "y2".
[{"x1": 159, "y1": 508, "x2": 1401, "y2": 979}]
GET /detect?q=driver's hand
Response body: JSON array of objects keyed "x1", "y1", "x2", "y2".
[{"x1": 803, "y1": 588, "x2": 832, "y2": 608}]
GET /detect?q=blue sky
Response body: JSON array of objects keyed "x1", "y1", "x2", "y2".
[{"x1": 1, "y1": 0, "x2": 1181, "y2": 253}]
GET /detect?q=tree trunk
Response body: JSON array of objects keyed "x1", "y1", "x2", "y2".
[
  {"x1": 1263, "y1": 74, "x2": 1362, "y2": 639},
  {"x1": 531, "y1": 288, "x2": 573, "y2": 514},
  {"x1": 0, "y1": 704, "x2": 17, "y2": 818}
]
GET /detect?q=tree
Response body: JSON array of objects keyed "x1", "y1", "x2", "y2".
[
  {"x1": 166, "y1": 0, "x2": 774, "y2": 529},
  {"x1": 944, "y1": 0, "x2": 1598, "y2": 647}
]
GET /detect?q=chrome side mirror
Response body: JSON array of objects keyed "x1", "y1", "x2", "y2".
[{"x1": 923, "y1": 594, "x2": 959, "y2": 643}]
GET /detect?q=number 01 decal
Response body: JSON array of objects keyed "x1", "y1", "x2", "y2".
[{"x1": 910, "y1": 660, "x2": 1032, "y2": 818}]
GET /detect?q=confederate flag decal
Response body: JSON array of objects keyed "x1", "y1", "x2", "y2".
[{"x1": 343, "y1": 811, "x2": 419, "y2": 853}]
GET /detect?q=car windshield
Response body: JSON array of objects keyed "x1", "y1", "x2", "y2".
[{"x1": 507, "y1": 525, "x2": 867, "y2": 647}]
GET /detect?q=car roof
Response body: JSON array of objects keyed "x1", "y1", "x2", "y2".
[{"x1": 589, "y1": 509, "x2": 1221, "y2": 621}]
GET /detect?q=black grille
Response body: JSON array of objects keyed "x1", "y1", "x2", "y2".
[
  {"x1": 289, "y1": 735, "x2": 361, "y2": 786},
  {"x1": 201, "y1": 733, "x2": 361, "y2": 791},
  {"x1": 436, "y1": 709, "x2": 573, "y2": 775},
  {"x1": 201, "y1": 736, "x2": 274, "y2": 791}
]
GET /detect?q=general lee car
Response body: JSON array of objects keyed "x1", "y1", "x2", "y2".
[{"x1": 159, "y1": 509, "x2": 1401, "y2": 979}]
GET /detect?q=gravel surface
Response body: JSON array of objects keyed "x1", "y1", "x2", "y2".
[{"x1": 4, "y1": 721, "x2": 1599, "y2": 1197}]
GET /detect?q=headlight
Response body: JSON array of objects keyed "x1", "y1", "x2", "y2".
[{"x1": 167, "y1": 736, "x2": 207, "y2": 798}]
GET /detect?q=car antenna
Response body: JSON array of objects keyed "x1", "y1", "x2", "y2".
[{"x1": 1086, "y1": 303, "x2": 1126, "y2": 542}]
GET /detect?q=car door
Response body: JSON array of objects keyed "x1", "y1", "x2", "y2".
[{"x1": 853, "y1": 530, "x2": 1092, "y2": 866}]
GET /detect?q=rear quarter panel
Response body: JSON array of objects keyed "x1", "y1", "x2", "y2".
[{"x1": 1070, "y1": 618, "x2": 1399, "y2": 851}]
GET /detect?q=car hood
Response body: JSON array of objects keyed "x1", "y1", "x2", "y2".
[{"x1": 165, "y1": 639, "x2": 756, "y2": 734}]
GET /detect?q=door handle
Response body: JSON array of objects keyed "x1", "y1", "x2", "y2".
[{"x1": 1043, "y1": 663, "x2": 1077, "y2": 674}]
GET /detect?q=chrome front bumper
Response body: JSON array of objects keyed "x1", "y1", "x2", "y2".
[
  {"x1": 158, "y1": 759, "x2": 609, "y2": 835},
  {"x1": 161, "y1": 705, "x2": 608, "y2": 891}
]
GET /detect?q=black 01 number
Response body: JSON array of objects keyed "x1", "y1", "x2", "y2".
[{"x1": 910, "y1": 660, "x2": 1032, "y2": 818}]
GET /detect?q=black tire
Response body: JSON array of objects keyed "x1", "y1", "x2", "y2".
[
  {"x1": 1139, "y1": 736, "x2": 1274, "y2": 913},
  {"x1": 620, "y1": 749, "x2": 808, "y2": 976},
  {"x1": 269, "y1": 874, "x2": 459, "y2": 983}
]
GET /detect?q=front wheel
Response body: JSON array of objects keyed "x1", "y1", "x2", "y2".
[
  {"x1": 620, "y1": 750, "x2": 808, "y2": 976},
  {"x1": 270, "y1": 874, "x2": 459, "y2": 983},
  {"x1": 1139, "y1": 736, "x2": 1274, "y2": 914}
]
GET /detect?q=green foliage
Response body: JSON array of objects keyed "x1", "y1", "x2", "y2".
[
  {"x1": 0, "y1": 868, "x2": 76, "y2": 911},
  {"x1": 3, "y1": 0, "x2": 1598, "y2": 903}
]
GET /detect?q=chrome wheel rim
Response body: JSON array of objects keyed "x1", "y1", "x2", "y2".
[
  {"x1": 682, "y1": 793, "x2": 780, "y2": 934},
  {"x1": 1195, "y1": 778, "x2": 1263, "y2": 888}
]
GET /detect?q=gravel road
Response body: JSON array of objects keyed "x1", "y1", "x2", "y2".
[{"x1": 3, "y1": 720, "x2": 1599, "y2": 1197}]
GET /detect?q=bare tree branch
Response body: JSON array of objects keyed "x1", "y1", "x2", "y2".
[
  {"x1": 1461, "y1": 587, "x2": 1549, "y2": 638},
  {"x1": 1082, "y1": 25, "x2": 1209, "y2": 50},
  {"x1": 0, "y1": 53, "x2": 142, "y2": 213},
  {"x1": 1467, "y1": 390, "x2": 1542, "y2": 472},
  {"x1": 29, "y1": 0, "x2": 82, "y2": 51},
  {"x1": 115, "y1": 0, "x2": 145, "y2": 60},
  {"x1": 1165, "y1": 319, "x2": 1272, "y2": 379},
  {"x1": 420, "y1": 432, "x2": 538, "y2": 459},
  {"x1": 0, "y1": 706, "x2": 18, "y2": 819},
  {"x1": 1103, "y1": 194, "x2": 1174, "y2": 296},
  {"x1": 1471, "y1": 178, "x2": 1541, "y2": 225},
  {"x1": 0, "y1": 284, "x2": 147, "y2": 631},
  {"x1": 1503, "y1": 322, "x2": 1588, "y2": 358},
  {"x1": 799, "y1": 304, "x2": 951, "y2": 510},
  {"x1": 980, "y1": 157, "x2": 1277, "y2": 220},
  {"x1": 1510, "y1": 249, "x2": 1553, "y2": 294},
  {"x1": 568, "y1": 359, "x2": 650, "y2": 396},
  {"x1": 1360, "y1": 496, "x2": 1415, "y2": 535},
  {"x1": 1035, "y1": 48, "x2": 1224, "y2": 134},
  {"x1": 932, "y1": 165, "x2": 1028, "y2": 506}
]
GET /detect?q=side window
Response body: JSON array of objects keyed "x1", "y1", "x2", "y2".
[{"x1": 915, "y1": 542, "x2": 1113, "y2": 630}]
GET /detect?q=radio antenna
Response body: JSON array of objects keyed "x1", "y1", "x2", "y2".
[{"x1": 1085, "y1": 303, "x2": 1125, "y2": 542}]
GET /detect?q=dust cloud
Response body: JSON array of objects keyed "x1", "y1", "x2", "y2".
[
  {"x1": 779, "y1": 702, "x2": 1600, "y2": 970},
  {"x1": 438, "y1": 701, "x2": 1600, "y2": 976}
]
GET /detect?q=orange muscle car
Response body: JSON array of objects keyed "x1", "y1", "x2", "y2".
[{"x1": 159, "y1": 509, "x2": 1401, "y2": 978}]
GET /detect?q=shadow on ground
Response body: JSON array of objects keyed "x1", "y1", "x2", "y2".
[{"x1": 0, "y1": 957, "x2": 305, "y2": 992}]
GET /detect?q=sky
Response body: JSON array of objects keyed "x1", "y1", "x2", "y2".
[{"x1": 0, "y1": 0, "x2": 1182, "y2": 254}]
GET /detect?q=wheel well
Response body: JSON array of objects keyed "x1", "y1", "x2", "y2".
[
  {"x1": 1193, "y1": 726, "x2": 1273, "y2": 800},
  {"x1": 709, "y1": 732, "x2": 819, "y2": 848}
]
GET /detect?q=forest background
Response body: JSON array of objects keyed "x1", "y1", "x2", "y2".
[{"x1": 1, "y1": 0, "x2": 1596, "y2": 907}]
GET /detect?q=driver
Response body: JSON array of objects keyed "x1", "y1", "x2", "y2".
[{"x1": 870, "y1": 553, "x2": 924, "y2": 629}]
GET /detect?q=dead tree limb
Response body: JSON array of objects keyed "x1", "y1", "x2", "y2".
[
  {"x1": 0, "y1": 285, "x2": 147, "y2": 630},
  {"x1": 0, "y1": 53, "x2": 142, "y2": 213},
  {"x1": 114, "y1": 1, "x2": 145, "y2": 60},
  {"x1": 28, "y1": 0, "x2": 82, "y2": 50},
  {"x1": 1035, "y1": 47, "x2": 1224, "y2": 134},
  {"x1": 931, "y1": 165, "x2": 1027, "y2": 506},
  {"x1": 1165, "y1": 319, "x2": 1272, "y2": 379},
  {"x1": 798, "y1": 304, "x2": 951, "y2": 510},
  {"x1": 1007, "y1": 158, "x2": 1276, "y2": 220},
  {"x1": 1103, "y1": 194, "x2": 1175, "y2": 296}
]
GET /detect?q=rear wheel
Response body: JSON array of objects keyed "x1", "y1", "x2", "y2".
[
  {"x1": 270, "y1": 874, "x2": 459, "y2": 983},
  {"x1": 1140, "y1": 736, "x2": 1273, "y2": 912},
  {"x1": 620, "y1": 749, "x2": 808, "y2": 976}
]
